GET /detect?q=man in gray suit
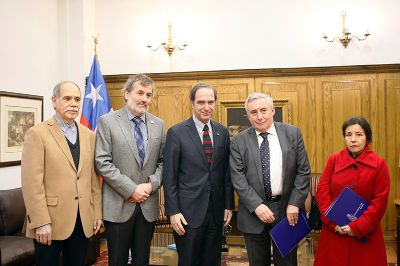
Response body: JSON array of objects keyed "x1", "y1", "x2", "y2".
[
  {"x1": 95, "y1": 74, "x2": 164, "y2": 266},
  {"x1": 230, "y1": 92, "x2": 310, "y2": 266}
]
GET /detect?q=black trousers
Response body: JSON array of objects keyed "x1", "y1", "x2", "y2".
[
  {"x1": 34, "y1": 213, "x2": 89, "y2": 266},
  {"x1": 104, "y1": 205, "x2": 156, "y2": 266},
  {"x1": 243, "y1": 200, "x2": 297, "y2": 266},
  {"x1": 174, "y1": 200, "x2": 223, "y2": 266}
]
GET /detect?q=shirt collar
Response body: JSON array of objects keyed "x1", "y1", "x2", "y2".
[
  {"x1": 255, "y1": 122, "x2": 277, "y2": 137},
  {"x1": 54, "y1": 115, "x2": 76, "y2": 132},
  {"x1": 125, "y1": 106, "x2": 146, "y2": 124},
  {"x1": 192, "y1": 114, "x2": 212, "y2": 131}
]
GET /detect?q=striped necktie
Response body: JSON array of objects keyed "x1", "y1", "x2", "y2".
[
  {"x1": 203, "y1": 124, "x2": 213, "y2": 166},
  {"x1": 132, "y1": 117, "x2": 145, "y2": 167}
]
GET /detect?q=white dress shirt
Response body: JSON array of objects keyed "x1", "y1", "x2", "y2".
[
  {"x1": 192, "y1": 115, "x2": 214, "y2": 144},
  {"x1": 255, "y1": 123, "x2": 283, "y2": 196}
]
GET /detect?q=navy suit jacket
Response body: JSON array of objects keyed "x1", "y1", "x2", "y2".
[{"x1": 163, "y1": 118, "x2": 234, "y2": 228}]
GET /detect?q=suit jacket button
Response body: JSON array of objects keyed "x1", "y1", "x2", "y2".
[
  {"x1": 75, "y1": 196, "x2": 79, "y2": 200},
  {"x1": 77, "y1": 176, "x2": 79, "y2": 180}
]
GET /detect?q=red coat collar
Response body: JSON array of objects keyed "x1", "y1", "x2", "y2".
[{"x1": 334, "y1": 146, "x2": 378, "y2": 173}]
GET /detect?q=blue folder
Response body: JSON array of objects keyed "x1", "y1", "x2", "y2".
[
  {"x1": 325, "y1": 187, "x2": 369, "y2": 227},
  {"x1": 269, "y1": 211, "x2": 311, "y2": 258}
]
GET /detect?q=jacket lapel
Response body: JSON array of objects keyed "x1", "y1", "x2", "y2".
[
  {"x1": 185, "y1": 118, "x2": 208, "y2": 166},
  {"x1": 210, "y1": 121, "x2": 221, "y2": 170},
  {"x1": 76, "y1": 123, "x2": 86, "y2": 176},
  {"x1": 275, "y1": 122, "x2": 289, "y2": 182},
  {"x1": 248, "y1": 128, "x2": 264, "y2": 187},
  {"x1": 143, "y1": 113, "x2": 156, "y2": 167},
  {"x1": 116, "y1": 108, "x2": 142, "y2": 166},
  {"x1": 47, "y1": 117, "x2": 77, "y2": 172}
]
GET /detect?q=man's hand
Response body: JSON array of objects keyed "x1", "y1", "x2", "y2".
[
  {"x1": 170, "y1": 213, "x2": 188, "y2": 236},
  {"x1": 35, "y1": 224, "x2": 52, "y2": 245},
  {"x1": 255, "y1": 204, "x2": 275, "y2": 224},
  {"x1": 286, "y1": 204, "x2": 299, "y2": 226},
  {"x1": 129, "y1": 183, "x2": 152, "y2": 203},
  {"x1": 224, "y1": 209, "x2": 232, "y2": 227},
  {"x1": 93, "y1": 219, "x2": 103, "y2": 234}
]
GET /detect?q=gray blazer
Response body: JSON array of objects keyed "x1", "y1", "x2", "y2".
[
  {"x1": 230, "y1": 122, "x2": 310, "y2": 234},
  {"x1": 95, "y1": 108, "x2": 165, "y2": 223}
]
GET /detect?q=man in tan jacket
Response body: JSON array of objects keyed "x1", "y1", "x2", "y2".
[{"x1": 21, "y1": 81, "x2": 102, "y2": 266}]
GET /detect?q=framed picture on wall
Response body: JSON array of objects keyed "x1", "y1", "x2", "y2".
[
  {"x1": 0, "y1": 91, "x2": 43, "y2": 167},
  {"x1": 219, "y1": 99, "x2": 291, "y2": 138}
]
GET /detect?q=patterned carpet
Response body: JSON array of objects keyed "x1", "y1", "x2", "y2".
[
  {"x1": 94, "y1": 251, "x2": 249, "y2": 266},
  {"x1": 94, "y1": 251, "x2": 398, "y2": 266}
]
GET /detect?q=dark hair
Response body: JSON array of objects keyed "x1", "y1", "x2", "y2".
[
  {"x1": 342, "y1": 116, "x2": 372, "y2": 144},
  {"x1": 189, "y1": 83, "x2": 217, "y2": 102}
]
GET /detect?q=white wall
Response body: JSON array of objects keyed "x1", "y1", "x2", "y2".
[
  {"x1": 94, "y1": 0, "x2": 400, "y2": 74},
  {"x1": 0, "y1": 0, "x2": 95, "y2": 189},
  {"x1": 0, "y1": 0, "x2": 59, "y2": 189},
  {"x1": 0, "y1": 0, "x2": 399, "y2": 189}
]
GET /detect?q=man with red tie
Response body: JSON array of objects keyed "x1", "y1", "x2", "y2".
[{"x1": 163, "y1": 83, "x2": 234, "y2": 266}]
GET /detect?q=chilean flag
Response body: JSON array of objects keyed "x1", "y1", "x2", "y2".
[{"x1": 80, "y1": 55, "x2": 112, "y2": 130}]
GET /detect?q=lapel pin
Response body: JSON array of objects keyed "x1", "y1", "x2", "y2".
[{"x1": 150, "y1": 120, "x2": 155, "y2": 124}]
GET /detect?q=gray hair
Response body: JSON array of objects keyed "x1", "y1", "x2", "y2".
[
  {"x1": 122, "y1": 74, "x2": 154, "y2": 102},
  {"x1": 245, "y1": 93, "x2": 274, "y2": 112},
  {"x1": 53, "y1": 81, "x2": 80, "y2": 98}
]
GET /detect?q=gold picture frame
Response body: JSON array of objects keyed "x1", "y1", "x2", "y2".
[
  {"x1": 0, "y1": 91, "x2": 43, "y2": 167},
  {"x1": 219, "y1": 99, "x2": 291, "y2": 128}
]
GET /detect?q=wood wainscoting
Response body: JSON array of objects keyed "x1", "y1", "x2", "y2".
[{"x1": 104, "y1": 64, "x2": 400, "y2": 241}]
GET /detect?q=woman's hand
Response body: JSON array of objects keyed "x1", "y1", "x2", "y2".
[
  {"x1": 334, "y1": 225, "x2": 345, "y2": 234},
  {"x1": 340, "y1": 225, "x2": 356, "y2": 236}
]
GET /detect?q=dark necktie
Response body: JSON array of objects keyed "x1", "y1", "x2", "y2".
[
  {"x1": 260, "y1": 132, "x2": 272, "y2": 200},
  {"x1": 132, "y1": 117, "x2": 145, "y2": 167},
  {"x1": 203, "y1": 124, "x2": 213, "y2": 166}
]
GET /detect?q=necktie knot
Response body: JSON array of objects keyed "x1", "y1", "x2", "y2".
[
  {"x1": 260, "y1": 132, "x2": 269, "y2": 140},
  {"x1": 132, "y1": 117, "x2": 142, "y2": 126},
  {"x1": 203, "y1": 124, "x2": 209, "y2": 132}
]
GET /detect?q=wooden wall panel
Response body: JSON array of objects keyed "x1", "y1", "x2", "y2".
[
  {"x1": 104, "y1": 65, "x2": 400, "y2": 239},
  {"x1": 377, "y1": 73, "x2": 400, "y2": 235},
  {"x1": 200, "y1": 78, "x2": 254, "y2": 124},
  {"x1": 255, "y1": 77, "x2": 316, "y2": 171},
  {"x1": 316, "y1": 75, "x2": 376, "y2": 173},
  {"x1": 108, "y1": 81, "x2": 125, "y2": 110},
  {"x1": 151, "y1": 80, "x2": 194, "y2": 130}
]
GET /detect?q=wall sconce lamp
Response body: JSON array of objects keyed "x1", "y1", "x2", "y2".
[
  {"x1": 322, "y1": 12, "x2": 371, "y2": 48},
  {"x1": 146, "y1": 23, "x2": 188, "y2": 56}
]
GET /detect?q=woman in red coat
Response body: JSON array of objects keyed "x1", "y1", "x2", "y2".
[{"x1": 314, "y1": 116, "x2": 390, "y2": 266}]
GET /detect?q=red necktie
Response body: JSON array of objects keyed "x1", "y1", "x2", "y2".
[{"x1": 203, "y1": 124, "x2": 213, "y2": 166}]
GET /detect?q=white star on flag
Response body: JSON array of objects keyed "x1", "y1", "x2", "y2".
[{"x1": 85, "y1": 82, "x2": 104, "y2": 109}]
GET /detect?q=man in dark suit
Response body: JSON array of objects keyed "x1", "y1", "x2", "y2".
[
  {"x1": 230, "y1": 92, "x2": 310, "y2": 266},
  {"x1": 95, "y1": 74, "x2": 164, "y2": 266},
  {"x1": 163, "y1": 83, "x2": 234, "y2": 266}
]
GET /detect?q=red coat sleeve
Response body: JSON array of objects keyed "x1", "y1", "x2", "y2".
[
  {"x1": 316, "y1": 154, "x2": 338, "y2": 231},
  {"x1": 349, "y1": 158, "x2": 390, "y2": 239}
]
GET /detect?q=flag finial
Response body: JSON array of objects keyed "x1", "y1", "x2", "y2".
[{"x1": 93, "y1": 33, "x2": 99, "y2": 57}]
